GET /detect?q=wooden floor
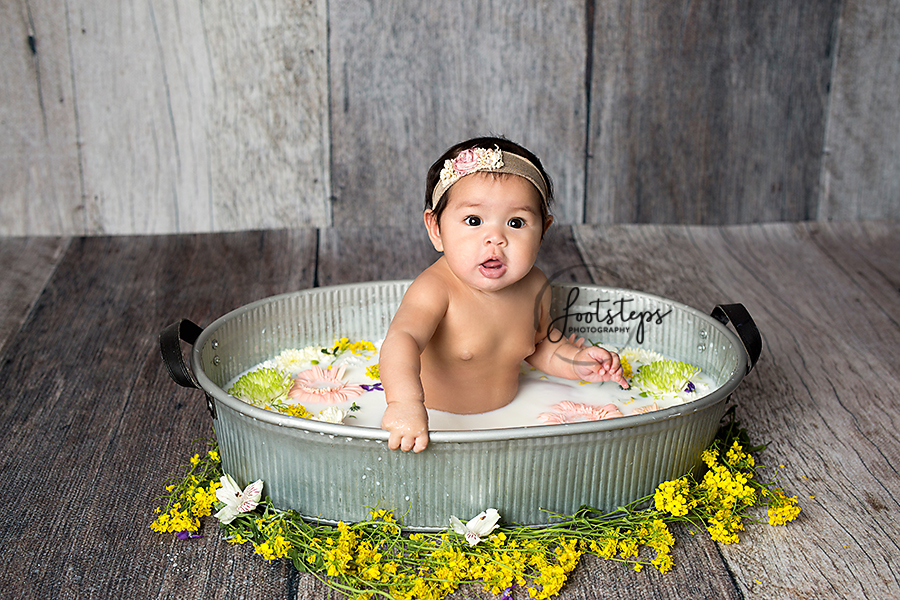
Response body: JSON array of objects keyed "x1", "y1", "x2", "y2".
[{"x1": 1, "y1": 222, "x2": 898, "y2": 599}]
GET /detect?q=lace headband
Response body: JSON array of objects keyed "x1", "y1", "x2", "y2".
[{"x1": 431, "y1": 146, "x2": 549, "y2": 207}]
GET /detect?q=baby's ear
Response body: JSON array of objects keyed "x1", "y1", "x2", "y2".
[
  {"x1": 424, "y1": 210, "x2": 444, "y2": 252},
  {"x1": 542, "y1": 214, "x2": 554, "y2": 238}
]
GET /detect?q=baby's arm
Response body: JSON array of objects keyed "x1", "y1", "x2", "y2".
[
  {"x1": 526, "y1": 288, "x2": 629, "y2": 387},
  {"x1": 379, "y1": 274, "x2": 448, "y2": 453}
]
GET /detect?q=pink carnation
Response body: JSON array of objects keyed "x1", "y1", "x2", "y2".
[
  {"x1": 289, "y1": 365, "x2": 364, "y2": 405},
  {"x1": 538, "y1": 401, "x2": 623, "y2": 424}
]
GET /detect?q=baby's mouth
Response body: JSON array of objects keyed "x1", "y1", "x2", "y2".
[{"x1": 478, "y1": 258, "x2": 507, "y2": 279}]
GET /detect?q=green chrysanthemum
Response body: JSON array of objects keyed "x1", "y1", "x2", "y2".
[
  {"x1": 228, "y1": 367, "x2": 293, "y2": 407},
  {"x1": 632, "y1": 360, "x2": 700, "y2": 398}
]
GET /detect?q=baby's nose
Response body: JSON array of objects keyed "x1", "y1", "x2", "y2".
[{"x1": 484, "y1": 227, "x2": 507, "y2": 246}]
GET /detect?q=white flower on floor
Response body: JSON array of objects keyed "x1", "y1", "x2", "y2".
[
  {"x1": 214, "y1": 474, "x2": 263, "y2": 524},
  {"x1": 313, "y1": 406, "x2": 350, "y2": 423},
  {"x1": 450, "y1": 508, "x2": 501, "y2": 546}
]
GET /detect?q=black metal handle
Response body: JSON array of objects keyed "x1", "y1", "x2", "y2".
[
  {"x1": 159, "y1": 319, "x2": 203, "y2": 388},
  {"x1": 710, "y1": 304, "x2": 761, "y2": 373}
]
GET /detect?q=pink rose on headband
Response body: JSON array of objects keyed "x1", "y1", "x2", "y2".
[
  {"x1": 453, "y1": 149, "x2": 480, "y2": 176},
  {"x1": 439, "y1": 146, "x2": 504, "y2": 188}
]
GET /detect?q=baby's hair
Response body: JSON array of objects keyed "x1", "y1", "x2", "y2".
[{"x1": 425, "y1": 136, "x2": 554, "y2": 227}]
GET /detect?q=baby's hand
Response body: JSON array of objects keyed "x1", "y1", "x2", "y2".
[
  {"x1": 382, "y1": 401, "x2": 429, "y2": 453},
  {"x1": 572, "y1": 346, "x2": 630, "y2": 388}
]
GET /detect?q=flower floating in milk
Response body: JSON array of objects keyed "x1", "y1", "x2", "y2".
[
  {"x1": 450, "y1": 508, "x2": 501, "y2": 546},
  {"x1": 272, "y1": 346, "x2": 325, "y2": 372},
  {"x1": 630, "y1": 401, "x2": 660, "y2": 415},
  {"x1": 620, "y1": 346, "x2": 666, "y2": 366},
  {"x1": 214, "y1": 474, "x2": 263, "y2": 524},
  {"x1": 631, "y1": 359, "x2": 701, "y2": 400},
  {"x1": 538, "y1": 401, "x2": 623, "y2": 424},
  {"x1": 290, "y1": 365, "x2": 365, "y2": 404},
  {"x1": 322, "y1": 338, "x2": 378, "y2": 367},
  {"x1": 313, "y1": 406, "x2": 351, "y2": 423},
  {"x1": 227, "y1": 367, "x2": 293, "y2": 407}
]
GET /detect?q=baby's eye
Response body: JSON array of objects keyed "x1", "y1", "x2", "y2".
[
  {"x1": 507, "y1": 217, "x2": 526, "y2": 229},
  {"x1": 464, "y1": 215, "x2": 482, "y2": 226}
]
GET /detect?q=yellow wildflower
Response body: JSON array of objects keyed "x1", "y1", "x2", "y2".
[
  {"x1": 725, "y1": 441, "x2": 755, "y2": 469},
  {"x1": 620, "y1": 356, "x2": 633, "y2": 380},
  {"x1": 767, "y1": 489, "x2": 802, "y2": 525},
  {"x1": 701, "y1": 448, "x2": 719, "y2": 468},
  {"x1": 350, "y1": 340, "x2": 377, "y2": 356},
  {"x1": 278, "y1": 403, "x2": 313, "y2": 419},
  {"x1": 370, "y1": 509, "x2": 397, "y2": 524},
  {"x1": 651, "y1": 549, "x2": 675, "y2": 574},
  {"x1": 654, "y1": 478, "x2": 691, "y2": 516}
]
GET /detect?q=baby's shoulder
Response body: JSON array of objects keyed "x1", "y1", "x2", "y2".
[{"x1": 404, "y1": 262, "x2": 452, "y2": 308}]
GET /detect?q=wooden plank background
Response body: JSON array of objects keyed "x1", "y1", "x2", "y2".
[
  {"x1": 1, "y1": 0, "x2": 898, "y2": 235},
  {"x1": 587, "y1": 0, "x2": 841, "y2": 223}
]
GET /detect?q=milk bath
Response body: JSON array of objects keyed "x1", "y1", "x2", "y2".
[{"x1": 226, "y1": 337, "x2": 713, "y2": 431}]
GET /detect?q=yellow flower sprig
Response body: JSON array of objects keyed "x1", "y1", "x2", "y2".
[
  {"x1": 151, "y1": 410, "x2": 801, "y2": 599},
  {"x1": 150, "y1": 441, "x2": 222, "y2": 535},
  {"x1": 652, "y1": 406, "x2": 801, "y2": 543},
  {"x1": 324, "y1": 338, "x2": 377, "y2": 361}
]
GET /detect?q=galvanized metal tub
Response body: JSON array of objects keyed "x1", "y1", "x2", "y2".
[{"x1": 160, "y1": 281, "x2": 760, "y2": 530}]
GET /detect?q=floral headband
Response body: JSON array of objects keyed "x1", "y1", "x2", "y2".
[{"x1": 431, "y1": 146, "x2": 550, "y2": 207}]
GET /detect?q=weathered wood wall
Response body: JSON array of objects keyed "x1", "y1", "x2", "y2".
[{"x1": 1, "y1": 0, "x2": 898, "y2": 235}]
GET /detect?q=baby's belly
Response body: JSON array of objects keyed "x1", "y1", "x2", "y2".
[{"x1": 421, "y1": 360, "x2": 522, "y2": 414}]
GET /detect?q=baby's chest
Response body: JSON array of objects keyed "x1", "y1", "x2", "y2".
[{"x1": 438, "y1": 304, "x2": 537, "y2": 362}]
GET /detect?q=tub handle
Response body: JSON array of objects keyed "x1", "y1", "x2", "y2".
[
  {"x1": 711, "y1": 304, "x2": 761, "y2": 373},
  {"x1": 159, "y1": 319, "x2": 203, "y2": 389}
]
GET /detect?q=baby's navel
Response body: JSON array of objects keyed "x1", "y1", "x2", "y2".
[{"x1": 460, "y1": 350, "x2": 474, "y2": 361}]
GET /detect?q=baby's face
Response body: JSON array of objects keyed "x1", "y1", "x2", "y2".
[{"x1": 427, "y1": 173, "x2": 547, "y2": 293}]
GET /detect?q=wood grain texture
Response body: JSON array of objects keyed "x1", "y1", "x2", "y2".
[
  {"x1": 1, "y1": 0, "x2": 330, "y2": 236},
  {"x1": 4, "y1": 0, "x2": 900, "y2": 236},
  {"x1": 0, "y1": 231, "x2": 318, "y2": 599},
  {"x1": 200, "y1": 0, "x2": 332, "y2": 231},
  {"x1": 0, "y1": 236, "x2": 69, "y2": 356},
  {"x1": 317, "y1": 226, "x2": 441, "y2": 285},
  {"x1": 819, "y1": 0, "x2": 900, "y2": 221},
  {"x1": 574, "y1": 222, "x2": 900, "y2": 598},
  {"x1": 0, "y1": 0, "x2": 82, "y2": 234},
  {"x1": 328, "y1": 0, "x2": 587, "y2": 228},
  {"x1": 587, "y1": 0, "x2": 842, "y2": 224}
]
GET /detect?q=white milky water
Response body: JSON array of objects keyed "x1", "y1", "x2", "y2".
[{"x1": 230, "y1": 340, "x2": 715, "y2": 431}]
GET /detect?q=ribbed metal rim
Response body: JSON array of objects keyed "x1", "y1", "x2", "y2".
[{"x1": 192, "y1": 280, "x2": 749, "y2": 443}]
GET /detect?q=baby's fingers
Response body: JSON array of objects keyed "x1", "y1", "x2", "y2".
[
  {"x1": 412, "y1": 433, "x2": 429, "y2": 453},
  {"x1": 395, "y1": 431, "x2": 428, "y2": 453},
  {"x1": 566, "y1": 333, "x2": 587, "y2": 348}
]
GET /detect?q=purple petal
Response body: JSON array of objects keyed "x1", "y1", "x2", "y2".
[
  {"x1": 684, "y1": 381, "x2": 696, "y2": 393},
  {"x1": 176, "y1": 531, "x2": 203, "y2": 540},
  {"x1": 361, "y1": 382, "x2": 384, "y2": 392},
  {"x1": 500, "y1": 586, "x2": 515, "y2": 600}
]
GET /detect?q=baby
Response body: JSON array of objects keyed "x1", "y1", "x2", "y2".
[{"x1": 379, "y1": 137, "x2": 628, "y2": 452}]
